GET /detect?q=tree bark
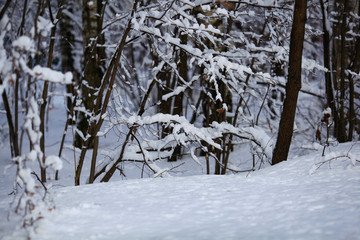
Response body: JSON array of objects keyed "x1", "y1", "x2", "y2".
[
  {"x1": 76, "y1": 0, "x2": 105, "y2": 148},
  {"x1": 1, "y1": 83, "x2": 19, "y2": 157},
  {"x1": 39, "y1": 4, "x2": 64, "y2": 182},
  {"x1": 338, "y1": 0, "x2": 349, "y2": 143},
  {"x1": 59, "y1": 1, "x2": 79, "y2": 119},
  {"x1": 75, "y1": 0, "x2": 140, "y2": 185},
  {"x1": 348, "y1": 37, "x2": 360, "y2": 140},
  {"x1": 320, "y1": 0, "x2": 339, "y2": 138},
  {"x1": 271, "y1": 0, "x2": 307, "y2": 165},
  {"x1": 0, "y1": 0, "x2": 11, "y2": 21},
  {"x1": 169, "y1": 32, "x2": 188, "y2": 162}
]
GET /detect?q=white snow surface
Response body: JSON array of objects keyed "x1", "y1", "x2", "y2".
[
  {"x1": 1, "y1": 142, "x2": 359, "y2": 240},
  {"x1": 0, "y1": 95, "x2": 359, "y2": 240}
]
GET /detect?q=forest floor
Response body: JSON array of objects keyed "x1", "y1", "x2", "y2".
[
  {"x1": 1, "y1": 141, "x2": 359, "y2": 240},
  {"x1": 0, "y1": 98, "x2": 359, "y2": 240}
]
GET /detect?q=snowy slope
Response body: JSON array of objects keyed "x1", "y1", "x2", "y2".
[{"x1": 2, "y1": 143, "x2": 359, "y2": 240}]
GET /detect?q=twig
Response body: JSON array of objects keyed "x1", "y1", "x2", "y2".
[
  {"x1": 0, "y1": 0, "x2": 11, "y2": 20},
  {"x1": 31, "y1": 171, "x2": 47, "y2": 192},
  {"x1": 256, "y1": 84, "x2": 270, "y2": 125},
  {"x1": 130, "y1": 131, "x2": 157, "y2": 175},
  {"x1": 311, "y1": 144, "x2": 360, "y2": 174}
]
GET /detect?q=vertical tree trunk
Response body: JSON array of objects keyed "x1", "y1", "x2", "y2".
[
  {"x1": 0, "y1": 0, "x2": 11, "y2": 20},
  {"x1": 195, "y1": 2, "x2": 229, "y2": 174},
  {"x1": 59, "y1": 1, "x2": 79, "y2": 119},
  {"x1": 271, "y1": 0, "x2": 307, "y2": 165},
  {"x1": 75, "y1": 0, "x2": 140, "y2": 185},
  {"x1": 348, "y1": 37, "x2": 360, "y2": 140},
  {"x1": 39, "y1": 3, "x2": 64, "y2": 182},
  {"x1": 320, "y1": 0, "x2": 339, "y2": 138},
  {"x1": 338, "y1": 0, "x2": 349, "y2": 143},
  {"x1": 158, "y1": 65, "x2": 172, "y2": 138},
  {"x1": 76, "y1": 0, "x2": 105, "y2": 148},
  {"x1": 1, "y1": 84, "x2": 19, "y2": 157},
  {"x1": 169, "y1": 32, "x2": 188, "y2": 162},
  {"x1": 173, "y1": 33, "x2": 188, "y2": 118}
]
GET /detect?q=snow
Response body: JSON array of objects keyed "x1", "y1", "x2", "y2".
[
  {"x1": 11, "y1": 36, "x2": 34, "y2": 52},
  {"x1": 86, "y1": 1, "x2": 94, "y2": 9},
  {"x1": 323, "y1": 107, "x2": 331, "y2": 116},
  {"x1": 17, "y1": 168, "x2": 36, "y2": 194},
  {"x1": 216, "y1": 8, "x2": 228, "y2": 17},
  {"x1": 45, "y1": 156, "x2": 63, "y2": 171},
  {"x1": 1, "y1": 139, "x2": 360, "y2": 239},
  {"x1": 33, "y1": 66, "x2": 73, "y2": 84},
  {"x1": 34, "y1": 16, "x2": 54, "y2": 38},
  {"x1": 34, "y1": 149, "x2": 360, "y2": 239},
  {"x1": 1, "y1": 1, "x2": 360, "y2": 239}
]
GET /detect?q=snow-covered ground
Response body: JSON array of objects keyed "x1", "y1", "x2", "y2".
[
  {"x1": 0, "y1": 93, "x2": 359, "y2": 240},
  {"x1": 1, "y1": 139, "x2": 359, "y2": 239}
]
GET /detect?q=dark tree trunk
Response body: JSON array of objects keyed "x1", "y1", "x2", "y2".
[
  {"x1": 169, "y1": 33, "x2": 188, "y2": 162},
  {"x1": 272, "y1": 0, "x2": 307, "y2": 165},
  {"x1": 39, "y1": 3, "x2": 64, "y2": 182},
  {"x1": 348, "y1": 37, "x2": 360, "y2": 140},
  {"x1": 0, "y1": 0, "x2": 11, "y2": 20},
  {"x1": 338, "y1": 0, "x2": 349, "y2": 143},
  {"x1": 158, "y1": 65, "x2": 172, "y2": 138},
  {"x1": 75, "y1": 0, "x2": 141, "y2": 185},
  {"x1": 76, "y1": 0, "x2": 105, "y2": 148},
  {"x1": 320, "y1": 0, "x2": 339, "y2": 138},
  {"x1": 173, "y1": 33, "x2": 188, "y2": 118},
  {"x1": 1, "y1": 85, "x2": 19, "y2": 157},
  {"x1": 59, "y1": 1, "x2": 79, "y2": 120}
]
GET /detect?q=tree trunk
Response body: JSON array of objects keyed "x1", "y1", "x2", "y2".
[
  {"x1": 75, "y1": 0, "x2": 140, "y2": 185},
  {"x1": 271, "y1": 0, "x2": 307, "y2": 165},
  {"x1": 59, "y1": 1, "x2": 79, "y2": 119},
  {"x1": 320, "y1": 0, "x2": 339, "y2": 138},
  {"x1": 169, "y1": 32, "x2": 188, "y2": 162},
  {"x1": 39, "y1": 3, "x2": 64, "y2": 182},
  {"x1": 1, "y1": 83, "x2": 19, "y2": 157},
  {"x1": 348, "y1": 37, "x2": 360, "y2": 140},
  {"x1": 76, "y1": 0, "x2": 105, "y2": 148},
  {"x1": 338, "y1": 0, "x2": 349, "y2": 143}
]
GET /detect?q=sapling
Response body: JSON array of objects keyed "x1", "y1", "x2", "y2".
[{"x1": 320, "y1": 107, "x2": 333, "y2": 156}]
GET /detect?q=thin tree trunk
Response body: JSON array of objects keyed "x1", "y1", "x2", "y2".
[
  {"x1": 39, "y1": 5, "x2": 63, "y2": 182},
  {"x1": 75, "y1": 0, "x2": 140, "y2": 185},
  {"x1": 348, "y1": 37, "x2": 360, "y2": 140},
  {"x1": 99, "y1": 80, "x2": 157, "y2": 182},
  {"x1": 272, "y1": 0, "x2": 307, "y2": 165},
  {"x1": 158, "y1": 66, "x2": 172, "y2": 138},
  {"x1": 1, "y1": 81, "x2": 19, "y2": 157},
  {"x1": 320, "y1": 0, "x2": 339, "y2": 138},
  {"x1": 338, "y1": 0, "x2": 349, "y2": 143},
  {"x1": 222, "y1": 17, "x2": 268, "y2": 174},
  {"x1": 0, "y1": 0, "x2": 11, "y2": 20},
  {"x1": 76, "y1": 0, "x2": 105, "y2": 148},
  {"x1": 59, "y1": 0, "x2": 79, "y2": 119},
  {"x1": 170, "y1": 32, "x2": 188, "y2": 162}
]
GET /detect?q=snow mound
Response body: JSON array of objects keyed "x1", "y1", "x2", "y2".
[{"x1": 1, "y1": 143, "x2": 360, "y2": 240}]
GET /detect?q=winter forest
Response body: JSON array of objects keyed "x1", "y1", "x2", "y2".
[{"x1": 0, "y1": 0, "x2": 359, "y2": 239}]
